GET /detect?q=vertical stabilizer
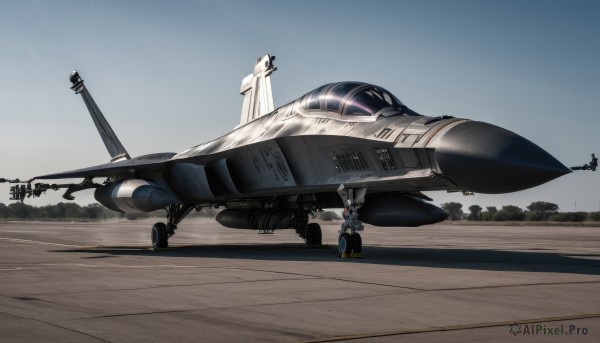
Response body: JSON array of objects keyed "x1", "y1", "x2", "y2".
[
  {"x1": 69, "y1": 71, "x2": 131, "y2": 162},
  {"x1": 239, "y1": 54, "x2": 277, "y2": 127}
]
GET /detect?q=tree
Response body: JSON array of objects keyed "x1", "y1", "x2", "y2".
[
  {"x1": 590, "y1": 212, "x2": 600, "y2": 221},
  {"x1": 0, "y1": 203, "x2": 12, "y2": 218},
  {"x1": 481, "y1": 206, "x2": 497, "y2": 221},
  {"x1": 467, "y1": 205, "x2": 482, "y2": 221},
  {"x1": 493, "y1": 205, "x2": 525, "y2": 221},
  {"x1": 83, "y1": 204, "x2": 106, "y2": 219},
  {"x1": 62, "y1": 203, "x2": 84, "y2": 218},
  {"x1": 441, "y1": 202, "x2": 463, "y2": 221},
  {"x1": 549, "y1": 212, "x2": 588, "y2": 222},
  {"x1": 8, "y1": 203, "x2": 34, "y2": 218},
  {"x1": 526, "y1": 201, "x2": 559, "y2": 221}
]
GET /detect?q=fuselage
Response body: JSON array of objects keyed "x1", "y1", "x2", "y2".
[{"x1": 156, "y1": 82, "x2": 569, "y2": 204}]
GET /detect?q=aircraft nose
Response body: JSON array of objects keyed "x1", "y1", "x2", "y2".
[{"x1": 435, "y1": 121, "x2": 571, "y2": 193}]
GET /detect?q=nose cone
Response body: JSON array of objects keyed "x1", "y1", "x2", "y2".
[{"x1": 435, "y1": 121, "x2": 571, "y2": 194}]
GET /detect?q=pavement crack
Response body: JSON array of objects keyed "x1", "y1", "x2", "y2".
[
  {"x1": 78, "y1": 291, "x2": 405, "y2": 320},
  {"x1": 217, "y1": 267, "x2": 426, "y2": 290},
  {"x1": 302, "y1": 313, "x2": 600, "y2": 342},
  {"x1": 425, "y1": 280, "x2": 600, "y2": 292},
  {"x1": 0, "y1": 311, "x2": 112, "y2": 343},
  {"x1": 19, "y1": 277, "x2": 322, "y2": 296},
  {"x1": 326, "y1": 277, "x2": 424, "y2": 290}
]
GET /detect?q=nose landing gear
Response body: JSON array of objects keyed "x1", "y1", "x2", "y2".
[{"x1": 337, "y1": 185, "x2": 365, "y2": 258}]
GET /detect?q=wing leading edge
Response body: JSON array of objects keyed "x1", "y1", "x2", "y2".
[{"x1": 31, "y1": 153, "x2": 176, "y2": 181}]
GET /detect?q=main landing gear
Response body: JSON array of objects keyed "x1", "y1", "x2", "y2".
[
  {"x1": 305, "y1": 222, "x2": 323, "y2": 246},
  {"x1": 151, "y1": 204, "x2": 196, "y2": 249},
  {"x1": 337, "y1": 185, "x2": 365, "y2": 258},
  {"x1": 151, "y1": 222, "x2": 169, "y2": 249},
  {"x1": 294, "y1": 207, "x2": 323, "y2": 246}
]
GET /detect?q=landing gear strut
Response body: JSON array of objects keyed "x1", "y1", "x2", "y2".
[
  {"x1": 337, "y1": 185, "x2": 365, "y2": 258},
  {"x1": 151, "y1": 203, "x2": 196, "y2": 249}
]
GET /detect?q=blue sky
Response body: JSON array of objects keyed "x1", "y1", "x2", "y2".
[{"x1": 0, "y1": 0, "x2": 598, "y2": 211}]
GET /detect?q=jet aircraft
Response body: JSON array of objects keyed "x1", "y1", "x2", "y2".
[{"x1": 1, "y1": 55, "x2": 574, "y2": 257}]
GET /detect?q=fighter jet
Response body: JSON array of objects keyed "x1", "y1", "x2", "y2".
[{"x1": 2, "y1": 54, "x2": 572, "y2": 257}]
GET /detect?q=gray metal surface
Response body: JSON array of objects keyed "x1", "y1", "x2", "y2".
[
  {"x1": 94, "y1": 179, "x2": 180, "y2": 213},
  {"x1": 0, "y1": 220, "x2": 598, "y2": 342},
  {"x1": 239, "y1": 54, "x2": 277, "y2": 126},
  {"x1": 435, "y1": 121, "x2": 570, "y2": 193}
]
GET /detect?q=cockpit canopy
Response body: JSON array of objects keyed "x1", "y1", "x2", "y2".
[{"x1": 297, "y1": 82, "x2": 420, "y2": 118}]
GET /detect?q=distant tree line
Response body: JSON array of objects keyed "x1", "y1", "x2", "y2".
[
  {"x1": 0, "y1": 202, "x2": 120, "y2": 220},
  {"x1": 441, "y1": 201, "x2": 600, "y2": 222},
  {"x1": 5, "y1": 200, "x2": 595, "y2": 223},
  {"x1": 0, "y1": 202, "x2": 344, "y2": 222},
  {"x1": 0, "y1": 202, "x2": 219, "y2": 220}
]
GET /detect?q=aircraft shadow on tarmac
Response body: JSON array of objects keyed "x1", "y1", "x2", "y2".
[{"x1": 53, "y1": 244, "x2": 600, "y2": 275}]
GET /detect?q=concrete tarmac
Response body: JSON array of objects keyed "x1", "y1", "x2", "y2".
[{"x1": 0, "y1": 219, "x2": 599, "y2": 342}]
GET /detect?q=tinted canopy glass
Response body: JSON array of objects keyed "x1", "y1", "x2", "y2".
[
  {"x1": 307, "y1": 85, "x2": 328, "y2": 110},
  {"x1": 345, "y1": 86, "x2": 404, "y2": 116},
  {"x1": 325, "y1": 82, "x2": 363, "y2": 112},
  {"x1": 298, "y1": 82, "x2": 418, "y2": 118}
]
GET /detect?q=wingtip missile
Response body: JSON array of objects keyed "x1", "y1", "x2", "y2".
[
  {"x1": 69, "y1": 69, "x2": 84, "y2": 93},
  {"x1": 571, "y1": 153, "x2": 598, "y2": 171}
]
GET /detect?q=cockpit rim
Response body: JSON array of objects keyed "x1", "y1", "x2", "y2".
[{"x1": 276, "y1": 81, "x2": 419, "y2": 123}]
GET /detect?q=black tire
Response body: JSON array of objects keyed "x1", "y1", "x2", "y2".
[
  {"x1": 306, "y1": 223, "x2": 322, "y2": 245},
  {"x1": 151, "y1": 222, "x2": 168, "y2": 249},
  {"x1": 338, "y1": 232, "x2": 352, "y2": 256},
  {"x1": 351, "y1": 233, "x2": 362, "y2": 254}
]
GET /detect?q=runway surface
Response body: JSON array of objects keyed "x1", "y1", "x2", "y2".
[{"x1": 0, "y1": 219, "x2": 599, "y2": 342}]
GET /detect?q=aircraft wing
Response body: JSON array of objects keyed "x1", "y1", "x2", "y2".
[{"x1": 31, "y1": 152, "x2": 176, "y2": 181}]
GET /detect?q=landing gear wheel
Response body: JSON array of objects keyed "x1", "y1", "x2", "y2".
[
  {"x1": 305, "y1": 223, "x2": 322, "y2": 245},
  {"x1": 338, "y1": 232, "x2": 352, "y2": 257},
  {"x1": 350, "y1": 233, "x2": 362, "y2": 258},
  {"x1": 151, "y1": 222, "x2": 168, "y2": 249}
]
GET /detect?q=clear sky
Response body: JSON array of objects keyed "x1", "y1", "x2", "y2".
[{"x1": 0, "y1": 0, "x2": 598, "y2": 212}]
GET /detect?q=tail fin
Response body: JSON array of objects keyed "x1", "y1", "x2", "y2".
[
  {"x1": 69, "y1": 70, "x2": 131, "y2": 162},
  {"x1": 239, "y1": 54, "x2": 277, "y2": 127}
]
